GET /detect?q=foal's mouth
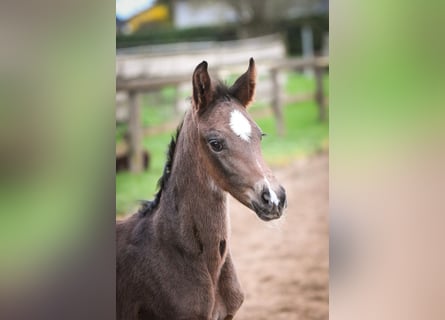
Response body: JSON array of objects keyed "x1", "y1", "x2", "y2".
[{"x1": 251, "y1": 201, "x2": 283, "y2": 221}]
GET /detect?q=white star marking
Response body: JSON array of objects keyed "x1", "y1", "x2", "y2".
[{"x1": 229, "y1": 110, "x2": 251, "y2": 142}]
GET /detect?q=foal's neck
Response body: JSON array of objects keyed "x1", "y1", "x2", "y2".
[{"x1": 161, "y1": 112, "x2": 229, "y2": 243}]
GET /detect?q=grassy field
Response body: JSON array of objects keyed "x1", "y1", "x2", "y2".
[{"x1": 116, "y1": 73, "x2": 329, "y2": 215}]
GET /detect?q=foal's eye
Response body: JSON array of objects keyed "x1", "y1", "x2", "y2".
[
  {"x1": 208, "y1": 139, "x2": 223, "y2": 152},
  {"x1": 261, "y1": 133, "x2": 267, "y2": 140}
]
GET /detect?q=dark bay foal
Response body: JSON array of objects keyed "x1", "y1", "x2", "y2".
[{"x1": 116, "y1": 58, "x2": 287, "y2": 320}]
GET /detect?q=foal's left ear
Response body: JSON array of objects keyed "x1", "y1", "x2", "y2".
[
  {"x1": 192, "y1": 61, "x2": 213, "y2": 114},
  {"x1": 229, "y1": 58, "x2": 257, "y2": 107}
]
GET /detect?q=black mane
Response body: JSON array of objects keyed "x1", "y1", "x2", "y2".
[{"x1": 138, "y1": 121, "x2": 183, "y2": 216}]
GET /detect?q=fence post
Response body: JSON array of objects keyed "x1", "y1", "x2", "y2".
[
  {"x1": 128, "y1": 90, "x2": 143, "y2": 173},
  {"x1": 302, "y1": 24, "x2": 315, "y2": 77},
  {"x1": 270, "y1": 68, "x2": 285, "y2": 136},
  {"x1": 314, "y1": 65, "x2": 327, "y2": 121}
]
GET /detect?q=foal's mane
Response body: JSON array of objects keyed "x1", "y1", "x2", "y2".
[
  {"x1": 138, "y1": 121, "x2": 183, "y2": 216},
  {"x1": 138, "y1": 82, "x2": 233, "y2": 217}
]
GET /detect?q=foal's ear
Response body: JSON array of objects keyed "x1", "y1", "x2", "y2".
[
  {"x1": 229, "y1": 58, "x2": 256, "y2": 107},
  {"x1": 192, "y1": 61, "x2": 213, "y2": 114}
]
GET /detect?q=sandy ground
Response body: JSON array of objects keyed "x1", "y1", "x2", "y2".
[{"x1": 228, "y1": 152, "x2": 329, "y2": 320}]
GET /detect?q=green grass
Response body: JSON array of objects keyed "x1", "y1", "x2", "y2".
[
  {"x1": 256, "y1": 101, "x2": 328, "y2": 166},
  {"x1": 116, "y1": 73, "x2": 329, "y2": 215},
  {"x1": 116, "y1": 131, "x2": 172, "y2": 215}
]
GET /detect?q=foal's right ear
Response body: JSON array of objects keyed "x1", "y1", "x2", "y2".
[{"x1": 192, "y1": 61, "x2": 213, "y2": 114}]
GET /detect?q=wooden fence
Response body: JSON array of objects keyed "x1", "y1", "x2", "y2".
[{"x1": 116, "y1": 56, "x2": 329, "y2": 172}]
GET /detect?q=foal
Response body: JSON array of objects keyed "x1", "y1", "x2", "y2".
[{"x1": 116, "y1": 58, "x2": 287, "y2": 320}]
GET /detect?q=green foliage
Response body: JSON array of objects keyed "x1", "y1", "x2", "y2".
[
  {"x1": 140, "y1": 88, "x2": 178, "y2": 126},
  {"x1": 257, "y1": 101, "x2": 328, "y2": 166},
  {"x1": 116, "y1": 123, "x2": 127, "y2": 142},
  {"x1": 117, "y1": 25, "x2": 238, "y2": 48},
  {"x1": 116, "y1": 131, "x2": 173, "y2": 215},
  {"x1": 282, "y1": 14, "x2": 329, "y2": 56}
]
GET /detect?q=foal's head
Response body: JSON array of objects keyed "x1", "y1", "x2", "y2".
[{"x1": 191, "y1": 58, "x2": 286, "y2": 221}]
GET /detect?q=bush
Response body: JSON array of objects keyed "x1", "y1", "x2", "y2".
[
  {"x1": 282, "y1": 14, "x2": 329, "y2": 56},
  {"x1": 117, "y1": 25, "x2": 238, "y2": 48}
]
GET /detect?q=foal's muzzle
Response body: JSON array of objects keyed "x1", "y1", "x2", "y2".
[{"x1": 251, "y1": 185, "x2": 287, "y2": 221}]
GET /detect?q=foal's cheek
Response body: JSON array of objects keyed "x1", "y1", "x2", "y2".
[
  {"x1": 215, "y1": 155, "x2": 234, "y2": 180},
  {"x1": 203, "y1": 151, "x2": 230, "y2": 185}
]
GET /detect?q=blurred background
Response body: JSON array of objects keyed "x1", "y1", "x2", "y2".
[{"x1": 115, "y1": 0, "x2": 329, "y2": 319}]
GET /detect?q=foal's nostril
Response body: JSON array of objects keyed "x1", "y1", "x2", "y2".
[{"x1": 261, "y1": 190, "x2": 271, "y2": 205}]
